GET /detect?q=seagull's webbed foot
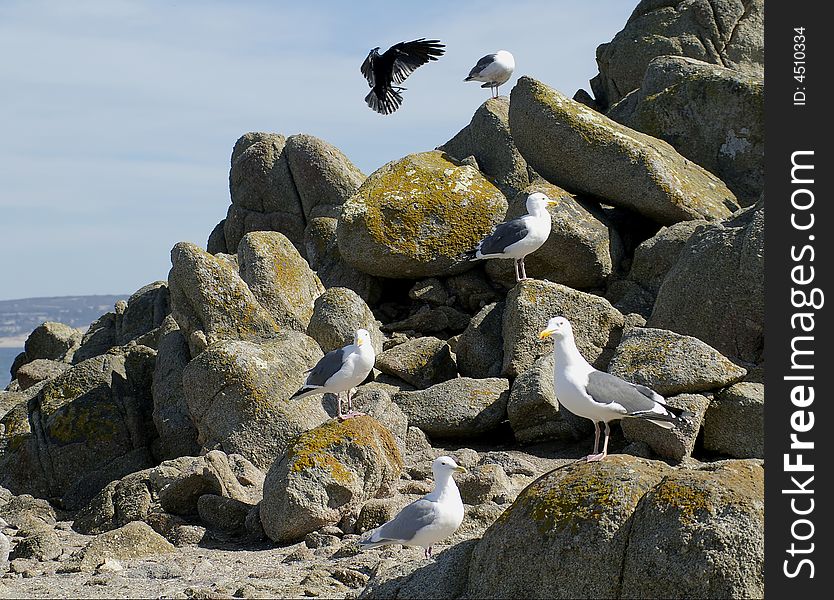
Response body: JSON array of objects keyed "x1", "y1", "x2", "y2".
[
  {"x1": 341, "y1": 411, "x2": 365, "y2": 419},
  {"x1": 585, "y1": 452, "x2": 606, "y2": 462},
  {"x1": 424, "y1": 546, "x2": 433, "y2": 559}
]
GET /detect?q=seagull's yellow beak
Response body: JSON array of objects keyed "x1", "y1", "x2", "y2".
[
  {"x1": 539, "y1": 328, "x2": 554, "y2": 339},
  {"x1": 356, "y1": 337, "x2": 363, "y2": 346},
  {"x1": 454, "y1": 466, "x2": 468, "y2": 474},
  {"x1": 547, "y1": 200, "x2": 558, "y2": 207}
]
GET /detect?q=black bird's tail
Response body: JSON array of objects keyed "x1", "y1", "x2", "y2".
[{"x1": 365, "y1": 86, "x2": 403, "y2": 115}]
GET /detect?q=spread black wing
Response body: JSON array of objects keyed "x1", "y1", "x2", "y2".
[
  {"x1": 383, "y1": 38, "x2": 446, "y2": 85},
  {"x1": 361, "y1": 48, "x2": 378, "y2": 87}
]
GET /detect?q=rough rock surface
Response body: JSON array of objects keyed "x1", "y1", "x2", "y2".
[
  {"x1": 307, "y1": 287, "x2": 384, "y2": 354},
  {"x1": 237, "y1": 231, "x2": 324, "y2": 331},
  {"x1": 590, "y1": 0, "x2": 764, "y2": 109},
  {"x1": 182, "y1": 333, "x2": 328, "y2": 469},
  {"x1": 608, "y1": 327, "x2": 747, "y2": 395},
  {"x1": 609, "y1": 55, "x2": 763, "y2": 206},
  {"x1": 338, "y1": 151, "x2": 508, "y2": 278},
  {"x1": 375, "y1": 337, "x2": 457, "y2": 390},
  {"x1": 168, "y1": 241, "x2": 279, "y2": 356},
  {"x1": 468, "y1": 456, "x2": 669, "y2": 598},
  {"x1": 456, "y1": 302, "x2": 504, "y2": 379},
  {"x1": 628, "y1": 220, "x2": 706, "y2": 295},
  {"x1": 79, "y1": 521, "x2": 175, "y2": 572},
  {"x1": 151, "y1": 327, "x2": 200, "y2": 460},
  {"x1": 393, "y1": 378, "x2": 509, "y2": 439},
  {"x1": 621, "y1": 461, "x2": 764, "y2": 598},
  {"x1": 485, "y1": 183, "x2": 622, "y2": 289},
  {"x1": 509, "y1": 77, "x2": 738, "y2": 224},
  {"x1": 260, "y1": 416, "x2": 402, "y2": 543},
  {"x1": 439, "y1": 97, "x2": 531, "y2": 197},
  {"x1": 502, "y1": 280, "x2": 625, "y2": 376},
  {"x1": 15, "y1": 359, "x2": 70, "y2": 391},
  {"x1": 649, "y1": 202, "x2": 763, "y2": 364},
  {"x1": 304, "y1": 217, "x2": 382, "y2": 304},
  {"x1": 703, "y1": 382, "x2": 764, "y2": 458}
]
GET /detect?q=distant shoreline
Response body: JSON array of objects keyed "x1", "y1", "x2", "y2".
[{"x1": 0, "y1": 336, "x2": 27, "y2": 348}]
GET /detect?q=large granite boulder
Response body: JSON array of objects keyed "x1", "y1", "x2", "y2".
[
  {"x1": 509, "y1": 77, "x2": 738, "y2": 224},
  {"x1": 337, "y1": 151, "x2": 508, "y2": 278},
  {"x1": 283, "y1": 133, "x2": 366, "y2": 217},
  {"x1": 485, "y1": 183, "x2": 622, "y2": 289},
  {"x1": 467, "y1": 456, "x2": 669, "y2": 598},
  {"x1": 703, "y1": 382, "x2": 764, "y2": 458},
  {"x1": 649, "y1": 202, "x2": 763, "y2": 364},
  {"x1": 621, "y1": 393, "x2": 710, "y2": 461},
  {"x1": 376, "y1": 337, "x2": 457, "y2": 390},
  {"x1": 17, "y1": 352, "x2": 156, "y2": 499},
  {"x1": 307, "y1": 287, "x2": 384, "y2": 354},
  {"x1": 182, "y1": 333, "x2": 328, "y2": 470},
  {"x1": 609, "y1": 55, "x2": 764, "y2": 207},
  {"x1": 237, "y1": 231, "x2": 324, "y2": 332},
  {"x1": 15, "y1": 360, "x2": 69, "y2": 391},
  {"x1": 168, "y1": 241, "x2": 279, "y2": 356},
  {"x1": 260, "y1": 416, "x2": 402, "y2": 543},
  {"x1": 304, "y1": 217, "x2": 382, "y2": 303},
  {"x1": 621, "y1": 460, "x2": 764, "y2": 598},
  {"x1": 456, "y1": 302, "x2": 504, "y2": 379},
  {"x1": 151, "y1": 326, "x2": 200, "y2": 460},
  {"x1": 393, "y1": 378, "x2": 509, "y2": 439},
  {"x1": 628, "y1": 220, "x2": 706, "y2": 295},
  {"x1": 78, "y1": 521, "x2": 175, "y2": 572},
  {"x1": 590, "y1": 0, "x2": 764, "y2": 109},
  {"x1": 116, "y1": 281, "x2": 171, "y2": 346},
  {"x1": 439, "y1": 96, "x2": 531, "y2": 197},
  {"x1": 22, "y1": 322, "x2": 82, "y2": 364},
  {"x1": 502, "y1": 280, "x2": 625, "y2": 376},
  {"x1": 608, "y1": 327, "x2": 747, "y2": 395}
]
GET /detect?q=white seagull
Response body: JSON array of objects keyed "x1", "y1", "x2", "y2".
[
  {"x1": 466, "y1": 192, "x2": 556, "y2": 281},
  {"x1": 538, "y1": 317, "x2": 692, "y2": 461},
  {"x1": 291, "y1": 329, "x2": 376, "y2": 420},
  {"x1": 464, "y1": 50, "x2": 515, "y2": 97},
  {"x1": 360, "y1": 456, "x2": 467, "y2": 559}
]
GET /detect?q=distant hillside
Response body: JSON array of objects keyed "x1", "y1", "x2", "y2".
[{"x1": 0, "y1": 295, "x2": 129, "y2": 340}]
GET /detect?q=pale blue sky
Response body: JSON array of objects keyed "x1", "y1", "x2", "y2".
[{"x1": 0, "y1": 0, "x2": 635, "y2": 300}]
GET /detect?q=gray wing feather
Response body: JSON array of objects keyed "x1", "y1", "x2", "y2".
[
  {"x1": 477, "y1": 218, "x2": 529, "y2": 256},
  {"x1": 376, "y1": 499, "x2": 436, "y2": 542},
  {"x1": 305, "y1": 347, "x2": 347, "y2": 387},
  {"x1": 468, "y1": 53, "x2": 497, "y2": 78},
  {"x1": 585, "y1": 371, "x2": 663, "y2": 414}
]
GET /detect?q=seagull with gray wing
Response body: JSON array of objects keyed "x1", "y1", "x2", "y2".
[
  {"x1": 360, "y1": 456, "x2": 466, "y2": 559},
  {"x1": 464, "y1": 50, "x2": 515, "y2": 97},
  {"x1": 465, "y1": 191, "x2": 556, "y2": 281},
  {"x1": 291, "y1": 329, "x2": 375, "y2": 420},
  {"x1": 361, "y1": 38, "x2": 446, "y2": 115},
  {"x1": 539, "y1": 317, "x2": 693, "y2": 461}
]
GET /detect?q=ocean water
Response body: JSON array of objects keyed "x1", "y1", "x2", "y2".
[{"x1": 1, "y1": 347, "x2": 23, "y2": 389}]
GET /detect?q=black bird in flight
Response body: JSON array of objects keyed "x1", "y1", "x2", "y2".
[{"x1": 361, "y1": 38, "x2": 445, "y2": 115}]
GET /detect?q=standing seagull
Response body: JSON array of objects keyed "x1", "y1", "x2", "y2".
[
  {"x1": 539, "y1": 317, "x2": 692, "y2": 461},
  {"x1": 291, "y1": 329, "x2": 375, "y2": 420},
  {"x1": 361, "y1": 38, "x2": 446, "y2": 115},
  {"x1": 466, "y1": 192, "x2": 556, "y2": 282},
  {"x1": 360, "y1": 456, "x2": 466, "y2": 559},
  {"x1": 464, "y1": 50, "x2": 515, "y2": 97}
]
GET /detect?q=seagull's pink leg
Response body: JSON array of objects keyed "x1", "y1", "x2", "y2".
[
  {"x1": 520, "y1": 257, "x2": 528, "y2": 279},
  {"x1": 343, "y1": 388, "x2": 365, "y2": 419},
  {"x1": 514, "y1": 259, "x2": 522, "y2": 282},
  {"x1": 586, "y1": 422, "x2": 607, "y2": 462},
  {"x1": 336, "y1": 392, "x2": 345, "y2": 420}
]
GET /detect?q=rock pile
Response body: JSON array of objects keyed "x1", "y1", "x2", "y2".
[{"x1": 1, "y1": 1, "x2": 764, "y2": 596}]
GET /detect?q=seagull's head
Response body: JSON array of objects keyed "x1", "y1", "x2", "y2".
[
  {"x1": 354, "y1": 329, "x2": 372, "y2": 347},
  {"x1": 526, "y1": 192, "x2": 557, "y2": 215},
  {"x1": 538, "y1": 316, "x2": 573, "y2": 341},
  {"x1": 432, "y1": 456, "x2": 467, "y2": 478}
]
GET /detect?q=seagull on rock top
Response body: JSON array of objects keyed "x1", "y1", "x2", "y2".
[
  {"x1": 361, "y1": 38, "x2": 446, "y2": 115},
  {"x1": 465, "y1": 192, "x2": 556, "y2": 282},
  {"x1": 291, "y1": 329, "x2": 375, "y2": 420},
  {"x1": 464, "y1": 50, "x2": 515, "y2": 97},
  {"x1": 538, "y1": 317, "x2": 693, "y2": 461},
  {"x1": 360, "y1": 456, "x2": 466, "y2": 559}
]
